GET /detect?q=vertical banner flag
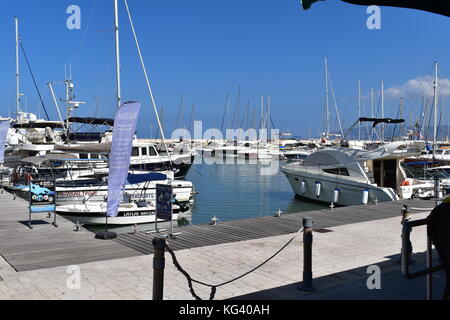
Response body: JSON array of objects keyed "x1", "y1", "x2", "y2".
[
  {"x1": 107, "y1": 102, "x2": 141, "y2": 217},
  {"x1": 0, "y1": 120, "x2": 10, "y2": 164}
]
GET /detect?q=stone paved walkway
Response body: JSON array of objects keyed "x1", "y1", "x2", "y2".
[{"x1": 0, "y1": 211, "x2": 442, "y2": 300}]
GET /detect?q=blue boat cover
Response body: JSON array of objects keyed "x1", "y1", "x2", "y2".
[
  {"x1": 30, "y1": 205, "x2": 55, "y2": 213},
  {"x1": 403, "y1": 161, "x2": 439, "y2": 167},
  {"x1": 30, "y1": 183, "x2": 55, "y2": 196},
  {"x1": 127, "y1": 173, "x2": 167, "y2": 185}
]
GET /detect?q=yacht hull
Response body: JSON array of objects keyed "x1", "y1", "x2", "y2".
[
  {"x1": 56, "y1": 205, "x2": 180, "y2": 226},
  {"x1": 282, "y1": 169, "x2": 399, "y2": 206}
]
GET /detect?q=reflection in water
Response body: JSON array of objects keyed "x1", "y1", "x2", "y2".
[{"x1": 186, "y1": 160, "x2": 327, "y2": 225}]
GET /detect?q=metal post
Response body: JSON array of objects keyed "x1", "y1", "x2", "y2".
[
  {"x1": 299, "y1": 217, "x2": 315, "y2": 291},
  {"x1": 153, "y1": 236, "x2": 166, "y2": 300},
  {"x1": 52, "y1": 180, "x2": 58, "y2": 228},
  {"x1": 399, "y1": 205, "x2": 414, "y2": 266},
  {"x1": 427, "y1": 236, "x2": 433, "y2": 300},
  {"x1": 28, "y1": 181, "x2": 33, "y2": 230}
]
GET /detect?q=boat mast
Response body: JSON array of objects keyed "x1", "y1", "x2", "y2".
[
  {"x1": 325, "y1": 57, "x2": 330, "y2": 138},
  {"x1": 268, "y1": 95, "x2": 271, "y2": 142},
  {"x1": 433, "y1": 62, "x2": 439, "y2": 160},
  {"x1": 433, "y1": 61, "x2": 439, "y2": 206},
  {"x1": 15, "y1": 17, "x2": 21, "y2": 119},
  {"x1": 114, "y1": 0, "x2": 122, "y2": 109},
  {"x1": 381, "y1": 81, "x2": 385, "y2": 142},
  {"x1": 371, "y1": 88, "x2": 374, "y2": 118},
  {"x1": 358, "y1": 80, "x2": 361, "y2": 141}
]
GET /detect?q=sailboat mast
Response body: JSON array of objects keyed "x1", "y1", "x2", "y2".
[
  {"x1": 433, "y1": 62, "x2": 439, "y2": 160},
  {"x1": 371, "y1": 88, "x2": 374, "y2": 118},
  {"x1": 381, "y1": 81, "x2": 385, "y2": 141},
  {"x1": 358, "y1": 80, "x2": 361, "y2": 141},
  {"x1": 114, "y1": 0, "x2": 122, "y2": 109},
  {"x1": 15, "y1": 17, "x2": 20, "y2": 118},
  {"x1": 325, "y1": 58, "x2": 330, "y2": 137}
]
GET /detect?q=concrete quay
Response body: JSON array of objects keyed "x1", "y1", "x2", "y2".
[{"x1": 0, "y1": 195, "x2": 444, "y2": 300}]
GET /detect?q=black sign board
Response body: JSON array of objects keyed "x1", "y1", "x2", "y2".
[{"x1": 156, "y1": 184, "x2": 173, "y2": 221}]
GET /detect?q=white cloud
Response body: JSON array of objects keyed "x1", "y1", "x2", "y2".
[{"x1": 385, "y1": 75, "x2": 450, "y2": 100}]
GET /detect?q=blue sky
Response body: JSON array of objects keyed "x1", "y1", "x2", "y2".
[{"x1": 0, "y1": 0, "x2": 449, "y2": 138}]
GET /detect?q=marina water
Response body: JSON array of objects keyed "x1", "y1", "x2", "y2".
[{"x1": 187, "y1": 161, "x2": 327, "y2": 225}]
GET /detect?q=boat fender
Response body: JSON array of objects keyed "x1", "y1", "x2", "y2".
[
  {"x1": 315, "y1": 182, "x2": 321, "y2": 198},
  {"x1": 333, "y1": 188, "x2": 340, "y2": 204},
  {"x1": 11, "y1": 172, "x2": 19, "y2": 184},
  {"x1": 301, "y1": 180, "x2": 306, "y2": 195},
  {"x1": 362, "y1": 189, "x2": 369, "y2": 205},
  {"x1": 25, "y1": 174, "x2": 33, "y2": 184}
]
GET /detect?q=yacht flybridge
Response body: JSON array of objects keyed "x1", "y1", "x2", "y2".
[{"x1": 281, "y1": 141, "x2": 432, "y2": 206}]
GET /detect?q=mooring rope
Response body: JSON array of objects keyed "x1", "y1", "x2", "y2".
[{"x1": 165, "y1": 226, "x2": 304, "y2": 300}]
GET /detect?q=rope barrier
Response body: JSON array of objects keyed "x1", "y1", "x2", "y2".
[
  {"x1": 165, "y1": 227, "x2": 304, "y2": 300},
  {"x1": 410, "y1": 207, "x2": 435, "y2": 212}
]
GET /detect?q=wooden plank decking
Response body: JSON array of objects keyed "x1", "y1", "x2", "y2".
[
  {"x1": 114, "y1": 198, "x2": 434, "y2": 255},
  {"x1": 0, "y1": 192, "x2": 142, "y2": 272}
]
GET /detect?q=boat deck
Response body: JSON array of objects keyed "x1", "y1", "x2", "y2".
[{"x1": 0, "y1": 189, "x2": 434, "y2": 272}]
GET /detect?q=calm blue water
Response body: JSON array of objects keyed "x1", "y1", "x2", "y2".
[
  {"x1": 186, "y1": 160, "x2": 327, "y2": 225},
  {"x1": 86, "y1": 160, "x2": 327, "y2": 234}
]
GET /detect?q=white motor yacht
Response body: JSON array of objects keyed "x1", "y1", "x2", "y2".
[{"x1": 281, "y1": 141, "x2": 431, "y2": 206}]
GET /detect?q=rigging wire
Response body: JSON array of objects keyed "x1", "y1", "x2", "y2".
[
  {"x1": 123, "y1": 0, "x2": 173, "y2": 166},
  {"x1": 72, "y1": 0, "x2": 98, "y2": 78},
  {"x1": 19, "y1": 41, "x2": 50, "y2": 121}
]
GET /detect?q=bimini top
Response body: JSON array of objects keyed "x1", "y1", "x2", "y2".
[
  {"x1": 67, "y1": 117, "x2": 114, "y2": 126},
  {"x1": 12, "y1": 121, "x2": 65, "y2": 129},
  {"x1": 20, "y1": 153, "x2": 79, "y2": 166},
  {"x1": 303, "y1": 141, "x2": 425, "y2": 167},
  {"x1": 54, "y1": 143, "x2": 112, "y2": 154}
]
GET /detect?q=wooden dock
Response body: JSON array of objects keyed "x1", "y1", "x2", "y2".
[
  {"x1": 114, "y1": 198, "x2": 434, "y2": 254},
  {"x1": 0, "y1": 192, "x2": 141, "y2": 272},
  {"x1": 0, "y1": 189, "x2": 434, "y2": 272}
]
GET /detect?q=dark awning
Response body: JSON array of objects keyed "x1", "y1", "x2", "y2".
[
  {"x1": 301, "y1": 1, "x2": 450, "y2": 17},
  {"x1": 12, "y1": 121, "x2": 65, "y2": 129},
  {"x1": 358, "y1": 118, "x2": 405, "y2": 128},
  {"x1": 67, "y1": 117, "x2": 114, "y2": 126}
]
